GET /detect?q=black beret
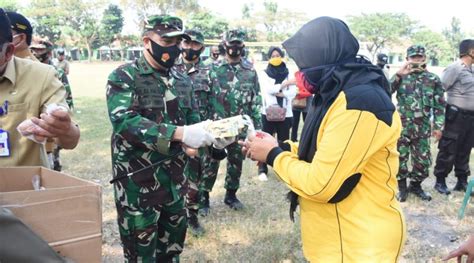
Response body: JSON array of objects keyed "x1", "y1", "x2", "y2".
[{"x1": 0, "y1": 8, "x2": 13, "y2": 44}]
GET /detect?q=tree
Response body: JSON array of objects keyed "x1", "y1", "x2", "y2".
[
  {"x1": 0, "y1": 0, "x2": 19, "y2": 12},
  {"x1": 241, "y1": 3, "x2": 252, "y2": 20},
  {"x1": 60, "y1": 0, "x2": 104, "y2": 61},
  {"x1": 120, "y1": 0, "x2": 199, "y2": 21},
  {"x1": 99, "y1": 4, "x2": 124, "y2": 46},
  {"x1": 24, "y1": 0, "x2": 65, "y2": 43},
  {"x1": 443, "y1": 17, "x2": 464, "y2": 61},
  {"x1": 411, "y1": 29, "x2": 451, "y2": 66},
  {"x1": 348, "y1": 13, "x2": 416, "y2": 61},
  {"x1": 187, "y1": 10, "x2": 228, "y2": 40}
]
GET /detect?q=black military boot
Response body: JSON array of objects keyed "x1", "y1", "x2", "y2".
[
  {"x1": 397, "y1": 179, "x2": 409, "y2": 202},
  {"x1": 187, "y1": 210, "x2": 205, "y2": 237},
  {"x1": 434, "y1": 177, "x2": 451, "y2": 195},
  {"x1": 198, "y1": 191, "x2": 210, "y2": 217},
  {"x1": 453, "y1": 176, "x2": 468, "y2": 192},
  {"x1": 224, "y1": 189, "x2": 244, "y2": 210},
  {"x1": 409, "y1": 181, "x2": 432, "y2": 201}
]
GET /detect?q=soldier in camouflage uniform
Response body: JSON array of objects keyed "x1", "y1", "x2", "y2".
[
  {"x1": 391, "y1": 44, "x2": 445, "y2": 202},
  {"x1": 30, "y1": 40, "x2": 74, "y2": 171},
  {"x1": 202, "y1": 29, "x2": 263, "y2": 210},
  {"x1": 172, "y1": 29, "x2": 220, "y2": 236},
  {"x1": 106, "y1": 15, "x2": 216, "y2": 262}
]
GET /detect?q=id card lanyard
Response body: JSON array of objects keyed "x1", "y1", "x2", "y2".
[{"x1": 0, "y1": 100, "x2": 10, "y2": 157}]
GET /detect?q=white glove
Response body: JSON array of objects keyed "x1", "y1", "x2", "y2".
[
  {"x1": 213, "y1": 136, "x2": 235, "y2": 150},
  {"x1": 182, "y1": 120, "x2": 216, "y2": 148}
]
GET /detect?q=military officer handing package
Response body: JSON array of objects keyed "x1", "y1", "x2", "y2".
[{"x1": 105, "y1": 15, "x2": 225, "y2": 261}]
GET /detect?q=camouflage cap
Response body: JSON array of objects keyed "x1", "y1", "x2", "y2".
[
  {"x1": 143, "y1": 15, "x2": 190, "y2": 40},
  {"x1": 30, "y1": 40, "x2": 53, "y2": 53},
  {"x1": 185, "y1": 29, "x2": 204, "y2": 44},
  {"x1": 407, "y1": 45, "x2": 426, "y2": 57},
  {"x1": 224, "y1": 29, "x2": 246, "y2": 43}
]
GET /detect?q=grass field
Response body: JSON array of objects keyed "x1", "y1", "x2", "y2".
[{"x1": 62, "y1": 61, "x2": 473, "y2": 262}]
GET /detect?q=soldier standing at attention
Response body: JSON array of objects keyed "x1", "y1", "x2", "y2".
[
  {"x1": 391, "y1": 45, "x2": 445, "y2": 202},
  {"x1": 172, "y1": 29, "x2": 223, "y2": 236},
  {"x1": 106, "y1": 15, "x2": 216, "y2": 261},
  {"x1": 5, "y1": 11, "x2": 38, "y2": 62},
  {"x1": 56, "y1": 49, "x2": 70, "y2": 75},
  {"x1": 433, "y1": 39, "x2": 474, "y2": 195},
  {"x1": 202, "y1": 29, "x2": 262, "y2": 211}
]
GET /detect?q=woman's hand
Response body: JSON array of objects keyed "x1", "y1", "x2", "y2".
[{"x1": 245, "y1": 131, "x2": 278, "y2": 163}]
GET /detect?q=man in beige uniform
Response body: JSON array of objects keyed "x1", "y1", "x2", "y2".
[
  {"x1": 0, "y1": 9, "x2": 80, "y2": 167},
  {"x1": 5, "y1": 11, "x2": 38, "y2": 62}
]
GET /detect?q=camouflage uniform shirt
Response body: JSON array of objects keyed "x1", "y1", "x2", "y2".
[
  {"x1": 391, "y1": 70, "x2": 445, "y2": 137},
  {"x1": 209, "y1": 59, "x2": 262, "y2": 129},
  {"x1": 106, "y1": 56, "x2": 200, "y2": 205}
]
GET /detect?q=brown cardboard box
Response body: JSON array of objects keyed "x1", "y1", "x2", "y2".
[{"x1": 0, "y1": 167, "x2": 102, "y2": 263}]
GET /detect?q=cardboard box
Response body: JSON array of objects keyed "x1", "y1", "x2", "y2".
[{"x1": 0, "y1": 167, "x2": 102, "y2": 263}]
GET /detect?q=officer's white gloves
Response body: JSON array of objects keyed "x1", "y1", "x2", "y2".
[
  {"x1": 182, "y1": 120, "x2": 216, "y2": 148},
  {"x1": 213, "y1": 137, "x2": 235, "y2": 150}
]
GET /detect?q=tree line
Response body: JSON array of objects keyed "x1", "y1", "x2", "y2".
[{"x1": 0, "y1": 0, "x2": 469, "y2": 65}]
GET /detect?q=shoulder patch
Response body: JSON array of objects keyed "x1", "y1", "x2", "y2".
[{"x1": 344, "y1": 84, "x2": 395, "y2": 126}]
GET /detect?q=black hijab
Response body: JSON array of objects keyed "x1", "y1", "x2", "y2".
[
  {"x1": 282, "y1": 17, "x2": 390, "y2": 220},
  {"x1": 264, "y1": 46, "x2": 289, "y2": 84}
]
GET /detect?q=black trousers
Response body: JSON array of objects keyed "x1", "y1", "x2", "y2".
[
  {"x1": 434, "y1": 104, "x2": 474, "y2": 180},
  {"x1": 259, "y1": 115, "x2": 292, "y2": 174},
  {"x1": 291, "y1": 109, "x2": 307, "y2": 141}
]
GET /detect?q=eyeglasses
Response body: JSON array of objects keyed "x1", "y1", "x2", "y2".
[{"x1": 0, "y1": 100, "x2": 9, "y2": 116}]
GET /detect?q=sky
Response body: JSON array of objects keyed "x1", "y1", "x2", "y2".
[{"x1": 197, "y1": 0, "x2": 473, "y2": 33}]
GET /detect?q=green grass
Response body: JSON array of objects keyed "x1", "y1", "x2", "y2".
[{"x1": 60, "y1": 62, "x2": 474, "y2": 263}]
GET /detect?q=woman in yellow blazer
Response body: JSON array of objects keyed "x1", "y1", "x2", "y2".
[{"x1": 243, "y1": 17, "x2": 406, "y2": 262}]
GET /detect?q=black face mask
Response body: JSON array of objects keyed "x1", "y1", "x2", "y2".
[
  {"x1": 34, "y1": 52, "x2": 50, "y2": 63},
  {"x1": 211, "y1": 53, "x2": 219, "y2": 59},
  {"x1": 225, "y1": 45, "x2": 243, "y2": 58},
  {"x1": 147, "y1": 39, "x2": 181, "y2": 69},
  {"x1": 182, "y1": 48, "x2": 202, "y2": 61}
]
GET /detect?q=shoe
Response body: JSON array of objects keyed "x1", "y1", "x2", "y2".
[
  {"x1": 434, "y1": 177, "x2": 450, "y2": 195},
  {"x1": 198, "y1": 191, "x2": 210, "y2": 217},
  {"x1": 409, "y1": 181, "x2": 432, "y2": 201},
  {"x1": 397, "y1": 179, "x2": 408, "y2": 202},
  {"x1": 224, "y1": 189, "x2": 244, "y2": 210},
  {"x1": 453, "y1": 179, "x2": 468, "y2": 192},
  {"x1": 188, "y1": 212, "x2": 205, "y2": 237},
  {"x1": 258, "y1": 172, "x2": 268, "y2": 181},
  {"x1": 434, "y1": 182, "x2": 451, "y2": 195}
]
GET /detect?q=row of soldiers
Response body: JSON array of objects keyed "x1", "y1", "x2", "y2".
[
  {"x1": 5, "y1": 11, "x2": 74, "y2": 171},
  {"x1": 106, "y1": 15, "x2": 262, "y2": 261}
]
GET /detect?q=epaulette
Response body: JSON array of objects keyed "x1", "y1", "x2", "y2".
[{"x1": 241, "y1": 59, "x2": 254, "y2": 70}]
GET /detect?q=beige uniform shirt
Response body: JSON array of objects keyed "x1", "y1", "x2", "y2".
[
  {"x1": 15, "y1": 48, "x2": 39, "y2": 62},
  {"x1": 0, "y1": 57, "x2": 67, "y2": 167}
]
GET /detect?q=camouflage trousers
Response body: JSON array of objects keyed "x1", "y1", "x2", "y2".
[
  {"x1": 114, "y1": 191, "x2": 187, "y2": 262},
  {"x1": 185, "y1": 154, "x2": 219, "y2": 215},
  {"x1": 397, "y1": 133, "x2": 432, "y2": 182},
  {"x1": 199, "y1": 142, "x2": 243, "y2": 192}
]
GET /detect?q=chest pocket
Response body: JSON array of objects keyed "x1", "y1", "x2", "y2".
[
  {"x1": 135, "y1": 75, "x2": 165, "y2": 109},
  {"x1": 459, "y1": 72, "x2": 474, "y2": 94},
  {"x1": 174, "y1": 79, "x2": 193, "y2": 109},
  {"x1": 192, "y1": 73, "x2": 211, "y2": 108}
]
